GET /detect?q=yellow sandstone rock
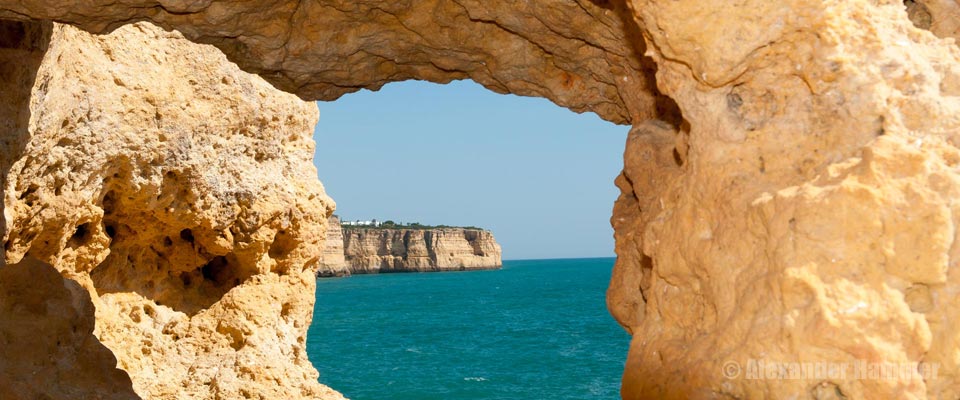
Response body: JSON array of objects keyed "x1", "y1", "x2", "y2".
[
  {"x1": 609, "y1": 0, "x2": 960, "y2": 398},
  {"x1": 0, "y1": 0, "x2": 673, "y2": 126},
  {"x1": 2, "y1": 21, "x2": 343, "y2": 399},
  {"x1": 3, "y1": 0, "x2": 960, "y2": 399}
]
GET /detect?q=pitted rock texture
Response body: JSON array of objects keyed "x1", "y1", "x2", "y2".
[
  {"x1": 342, "y1": 228, "x2": 502, "y2": 274},
  {"x1": 2, "y1": 21, "x2": 342, "y2": 399},
  {"x1": 607, "y1": 0, "x2": 960, "y2": 398},
  {"x1": 317, "y1": 215, "x2": 347, "y2": 276}
]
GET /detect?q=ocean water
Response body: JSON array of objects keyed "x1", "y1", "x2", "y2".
[{"x1": 306, "y1": 257, "x2": 630, "y2": 400}]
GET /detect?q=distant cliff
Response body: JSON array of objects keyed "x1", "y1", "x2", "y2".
[
  {"x1": 317, "y1": 216, "x2": 347, "y2": 277},
  {"x1": 343, "y1": 227, "x2": 502, "y2": 273},
  {"x1": 318, "y1": 216, "x2": 502, "y2": 275}
]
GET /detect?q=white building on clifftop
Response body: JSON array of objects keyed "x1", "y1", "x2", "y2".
[{"x1": 341, "y1": 218, "x2": 380, "y2": 227}]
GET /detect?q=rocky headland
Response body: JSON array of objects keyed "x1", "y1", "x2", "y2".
[{"x1": 319, "y1": 216, "x2": 502, "y2": 276}]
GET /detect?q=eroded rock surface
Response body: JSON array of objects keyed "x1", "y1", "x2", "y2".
[
  {"x1": 608, "y1": 0, "x2": 960, "y2": 398},
  {"x1": 2, "y1": 21, "x2": 342, "y2": 399},
  {"x1": 4, "y1": 0, "x2": 960, "y2": 399},
  {"x1": 0, "y1": 0, "x2": 677, "y2": 125},
  {"x1": 341, "y1": 228, "x2": 501, "y2": 274}
]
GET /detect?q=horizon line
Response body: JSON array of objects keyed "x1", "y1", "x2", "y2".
[{"x1": 503, "y1": 255, "x2": 616, "y2": 262}]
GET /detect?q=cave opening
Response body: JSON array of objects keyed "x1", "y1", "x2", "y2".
[{"x1": 307, "y1": 79, "x2": 637, "y2": 399}]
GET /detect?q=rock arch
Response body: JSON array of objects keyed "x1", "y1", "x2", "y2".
[{"x1": 3, "y1": 0, "x2": 960, "y2": 399}]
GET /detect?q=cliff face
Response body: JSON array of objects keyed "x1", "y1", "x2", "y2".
[
  {"x1": 1, "y1": 21, "x2": 342, "y2": 399},
  {"x1": 317, "y1": 216, "x2": 347, "y2": 276},
  {"x1": 342, "y1": 228, "x2": 502, "y2": 274}
]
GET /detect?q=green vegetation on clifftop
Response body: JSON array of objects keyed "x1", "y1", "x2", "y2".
[{"x1": 341, "y1": 220, "x2": 486, "y2": 231}]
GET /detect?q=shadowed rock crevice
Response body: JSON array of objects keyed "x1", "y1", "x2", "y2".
[
  {"x1": 0, "y1": 257, "x2": 138, "y2": 399},
  {"x1": 0, "y1": 19, "x2": 50, "y2": 256}
]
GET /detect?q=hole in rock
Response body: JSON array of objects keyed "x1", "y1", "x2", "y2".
[
  {"x1": 179, "y1": 228, "x2": 194, "y2": 244},
  {"x1": 91, "y1": 224, "x2": 254, "y2": 316},
  {"x1": 104, "y1": 224, "x2": 117, "y2": 239},
  {"x1": 179, "y1": 272, "x2": 192, "y2": 287},
  {"x1": 70, "y1": 223, "x2": 91, "y2": 245},
  {"x1": 0, "y1": 21, "x2": 27, "y2": 49},
  {"x1": 19, "y1": 184, "x2": 38, "y2": 201},
  {"x1": 307, "y1": 80, "x2": 662, "y2": 398},
  {"x1": 904, "y1": 0, "x2": 933, "y2": 30},
  {"x1": 101, "y1": 190, "x2": 116, "y2": 215},
  {"x1": 269, "y1": 230, "x2": 296, "y2": 260},
  {"x1": 201, "y1": 256, "x2": 230, "y2": 285}
]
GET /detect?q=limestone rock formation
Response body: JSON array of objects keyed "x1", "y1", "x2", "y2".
[
  {"x1": 4, "y1": 0, "x2": 960, "y2": 399},
  {"x1": 318, "y1": 215, "x2": 347, "y2": 277},
  {"x1": 2, "y1": 21, "x2": 342, "y2": 399},
  {"x1": 607, "y1": 1, "x2": 960, "y2": 398},
  {"x1": 0, "y1": 0, "x2": 678, "y2": 126},
  {"x1": 342, "y1": 228, "x2": 502, "y2": 274}
]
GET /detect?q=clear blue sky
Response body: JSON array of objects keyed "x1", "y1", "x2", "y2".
[{"x1": 312, "y1": 80, "x2": 628, "y2": 260}]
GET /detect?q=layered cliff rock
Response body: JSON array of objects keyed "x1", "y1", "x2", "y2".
[
  {"x1": 1, "y1": 21, "x2": 342, "y2": 399},
  {"x1": 5, "y1": 1, "x2": 960, "y2": 399},
  {"x1": 342, "y1": 228, "x2": 501, "y2": 274},
  {"x1": 317, "y1": 215, "x2": 347, "y2": 276}
]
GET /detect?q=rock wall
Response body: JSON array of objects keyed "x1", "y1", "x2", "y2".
[
  {"x1": 1, "y1": 21, "x2": 342, "y2": 399},
  {"x1": 318, "y1": 215, "x2": 347, "y2": 276},
  {"x1": 606, "y1": 0, "x2": 960, "y2": 398},
  {"x1": 342, "y1": 228, "x2": 502, "y2": 274}
]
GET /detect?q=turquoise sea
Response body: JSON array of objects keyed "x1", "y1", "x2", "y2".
[{"x1": 306, "y1": 257, "x2": 629, "y2": 400}]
